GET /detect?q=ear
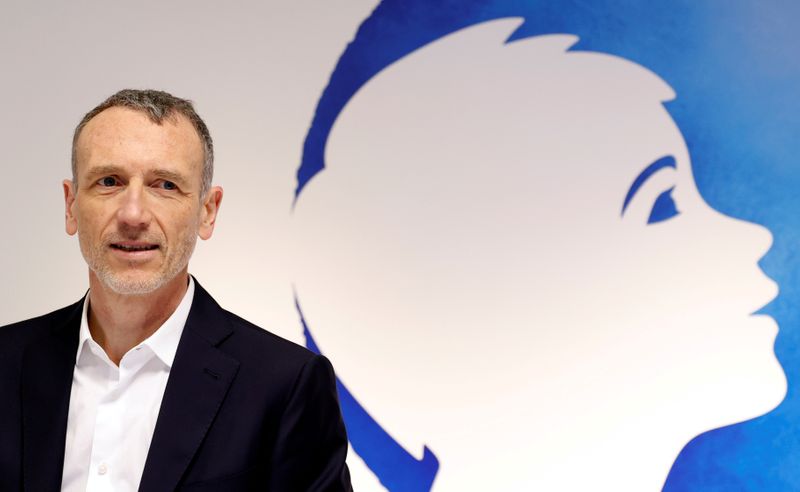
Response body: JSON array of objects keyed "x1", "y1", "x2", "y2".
[
  {"x1": 198, "y1": 186, "x2": 223, "y2": 240},
  {"x1": 63, "y1": 179, "x2": 78, "y2": 236}
]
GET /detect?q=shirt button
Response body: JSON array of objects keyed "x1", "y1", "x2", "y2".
[{"x1": 98, "y1": 463, "x2": 108, "y2": 475}]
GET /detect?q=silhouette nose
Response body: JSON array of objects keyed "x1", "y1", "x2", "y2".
[
  {"x1": 732, "y1": 214, "x2": 775, "y2": 267},
  {"x1": 116, "y1": 184, "x2": 151, "y2": 230},
  {"x1": 727, "y1": 214, "x2": 779, "y2": 309}
]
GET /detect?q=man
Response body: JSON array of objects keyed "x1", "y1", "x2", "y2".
[{"x1": 0, "y1": 89, "x2": 352, "y2": 491}]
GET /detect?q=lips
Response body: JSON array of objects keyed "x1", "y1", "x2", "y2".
[{"x1": 110, "y1": 242, "x2": 159, "y2": 252}]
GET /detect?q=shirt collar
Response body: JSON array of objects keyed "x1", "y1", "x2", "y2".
[{"x1": 76, "y1": 277, "x2": 196, "y2": 369}]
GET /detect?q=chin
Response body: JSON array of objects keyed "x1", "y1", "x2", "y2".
[
  {"x1": 698, "y1": 356, "x2": 786, "y2": 431},
  {"x1": 98, "y1": 270, "x2": 171, "y2": 295},
  {"x1": 734, "y1": 363, "x2": 787, "y2": 421},
  {"x1": 735, "y1": 317, "x2": 788, "y2": 418}
]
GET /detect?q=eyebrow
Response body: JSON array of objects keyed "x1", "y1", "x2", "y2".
[
  {"x1": 621, "y1": 155, "x2": 677, "y2": 216},
  {"x1": 152, "y1": 169, "x2": 189, "y2": 184},
  {"x1": 84, "y1": 165, "x2": 189, "y2": 184},
  {"x1": 83, "y1": 165, "x2": 125, "y2": 180}
]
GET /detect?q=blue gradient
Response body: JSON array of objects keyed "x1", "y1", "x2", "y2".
[{"x1": 296, "y1": 1, "x2": 800, "y2": 489}]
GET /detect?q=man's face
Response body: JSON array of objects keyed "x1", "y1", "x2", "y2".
[{"x1": 64, "y1": 106, "x2": 219, "y2": 295}]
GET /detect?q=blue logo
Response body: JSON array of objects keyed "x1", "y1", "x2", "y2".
[{"x1": 293, "y1": 1, "x2": 800, "y2": 490}]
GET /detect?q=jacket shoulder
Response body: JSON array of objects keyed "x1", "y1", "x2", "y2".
[
  {"x1": 221, "y1": 309, "x2": 316, "y2": 367},
  {"x1": 186, "y1": 279, "x2": 331, "y2": 391},
  {"x1": 0, "y1": 301, "x2": 83, "y2": 350}
]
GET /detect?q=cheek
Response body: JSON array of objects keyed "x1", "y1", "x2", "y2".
[
  {"x1": 74, "y1": 204, "x2": 104, "y2": 237},
  {"x1": 162, "y1": 208, "x2": 201, "y2": 240}
]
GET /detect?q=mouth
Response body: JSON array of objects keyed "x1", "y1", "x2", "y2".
[
  {"x1": 109, "y1": 242, "x2": 160, "y2": 258},
  {"x1": 111, "y1": 243, "x2": 159, "y2": 252}
]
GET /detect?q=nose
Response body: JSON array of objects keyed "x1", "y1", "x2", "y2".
[
  {"x1": 116, "y1": 183, "x2": 152, "y2": 231},
  {"x1": 720, "y1": 213, "x2": 779, "y2": 309},
  {"x1": 735, "y1": 215, "x2": 774, "y2": 266}
]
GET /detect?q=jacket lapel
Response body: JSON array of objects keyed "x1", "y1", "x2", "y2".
[
  {"x1": 21, "y1": 299, "x2": 82, "y2": 492},
  {"x1": 138, "y1": 281, "x2": 240, "y2": 492}
]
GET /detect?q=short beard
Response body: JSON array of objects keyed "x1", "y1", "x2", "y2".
[{"x1": 81, "y1": 234, "x2": 197, "y2": 296}]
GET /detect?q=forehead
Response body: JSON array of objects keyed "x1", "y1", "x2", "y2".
[
  {"x1": 75, "y1": 106, "x2": 203, "y2": 174},
  {"x1": 330, "y1": 35, "x2": 683, "y2": 169}
]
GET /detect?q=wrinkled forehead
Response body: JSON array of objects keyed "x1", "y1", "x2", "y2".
[{"x1": 75, "y1": 106, "x2": 204, "y2": 174}]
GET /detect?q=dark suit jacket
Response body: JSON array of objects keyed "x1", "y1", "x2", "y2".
[{"x1": 0, "y1": 279, "x2": 352, "y2": 491}]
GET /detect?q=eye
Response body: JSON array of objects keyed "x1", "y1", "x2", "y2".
[
  {"x1": 98, "y1": 176, "x2": 119, "y2": 187},
  {"x1": 647, "y1": 187, "x2": 680, "y2": 224},
  {"x1": 156, "y1": 180, "x2": 178, "y2": 191}
]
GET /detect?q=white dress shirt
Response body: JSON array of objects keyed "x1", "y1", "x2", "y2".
[{"x1": 61, "y1": 278, "x2": 195, "y2": 492}]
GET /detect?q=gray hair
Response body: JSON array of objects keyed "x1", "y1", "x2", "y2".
[{"x1": 71, "y1": 89, "x2": 214, "y2": 198}]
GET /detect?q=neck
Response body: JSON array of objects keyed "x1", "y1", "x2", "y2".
[{"x1": 87, "y1": 270, "x2": 189, "y2": 365}]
